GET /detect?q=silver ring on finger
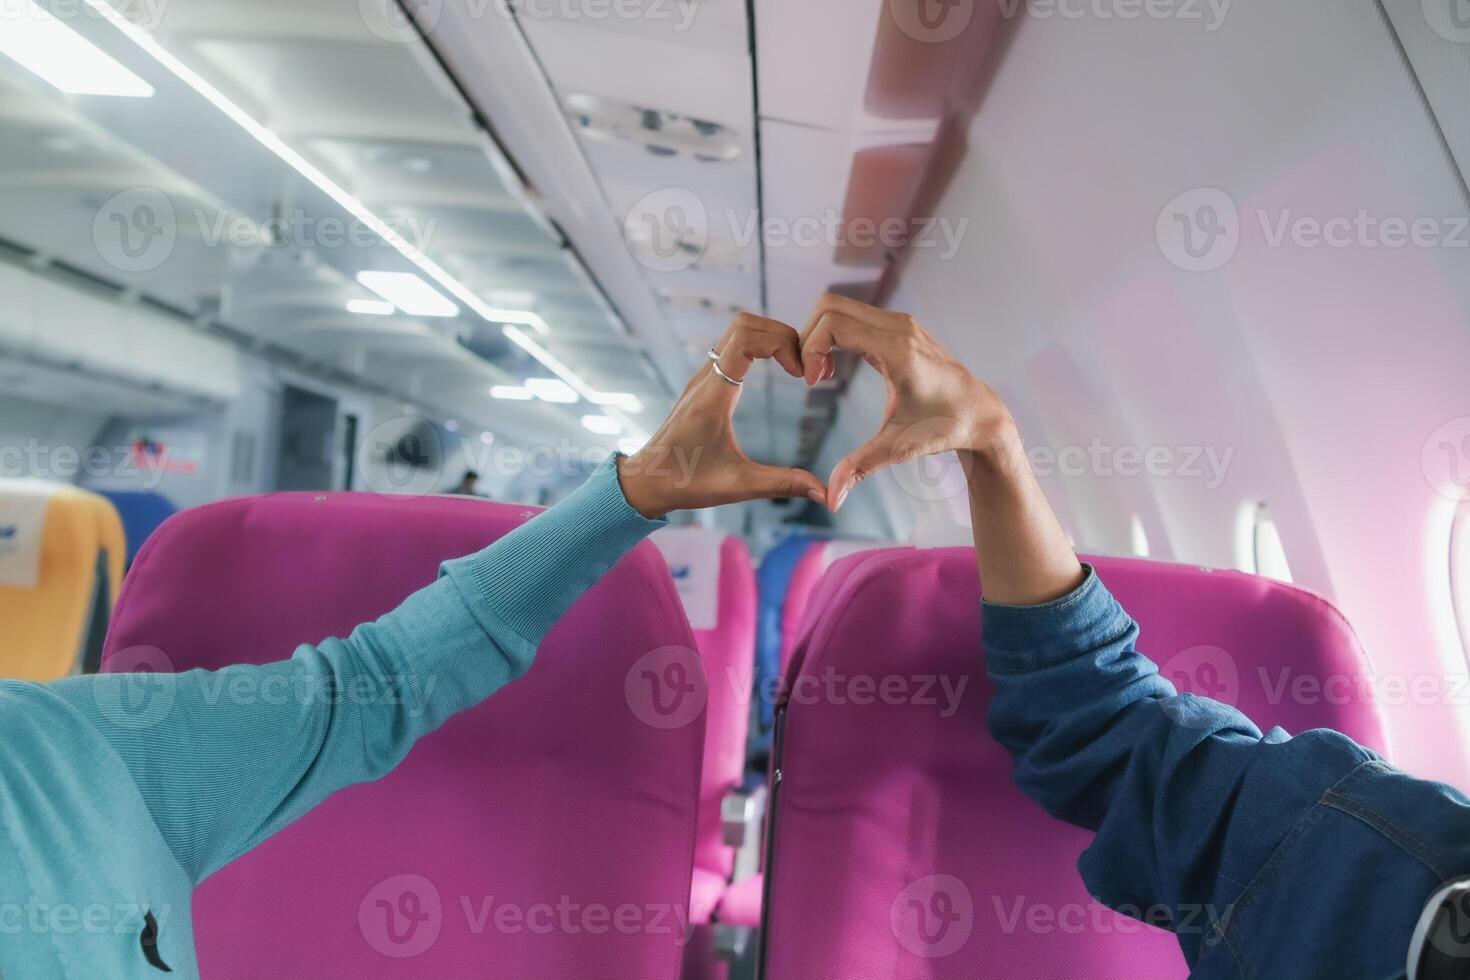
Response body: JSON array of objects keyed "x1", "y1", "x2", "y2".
[{"x1": 706, "y1": 348, "x2": 743, "y2": 387}]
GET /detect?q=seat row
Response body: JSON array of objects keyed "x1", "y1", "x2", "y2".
[{"x1": 99, "y1": 489, "x2": 1389, "y2": 978}]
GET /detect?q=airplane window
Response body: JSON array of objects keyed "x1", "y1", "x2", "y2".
[
  {"x1": 1129, "y1": 516, "x2": 1151, "y2": 558},
  {"x1": 1234, "y1": 502, "x2": 1294, "y2": 583},
  {"x1": 1252, "y1": 504, "x2": 1294, "y2": 584}
]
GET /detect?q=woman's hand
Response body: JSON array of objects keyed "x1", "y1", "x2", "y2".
[
  {"x1": 798, "y1": 293, "x2": 1018, "y2": 511},
  {"x1": 618, "y1": 314, "x2": 829, "y2": 518}
]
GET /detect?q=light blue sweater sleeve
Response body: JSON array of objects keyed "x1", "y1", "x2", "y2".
[{"x1": 47, "y1": 457, "x2": 666, "y2": 883}]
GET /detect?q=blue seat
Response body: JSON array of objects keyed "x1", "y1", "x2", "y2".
[
  {"x1": 749, "y1": 534, "x2": 818, "y2": 759},
  {"x1": 96, "y1": 491, "x2": 178, "y2": 566}
]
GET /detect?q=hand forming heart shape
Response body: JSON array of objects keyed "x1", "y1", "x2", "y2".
[{"x1": 619, "y1": 296, "x2": 1016, "y2": 518}]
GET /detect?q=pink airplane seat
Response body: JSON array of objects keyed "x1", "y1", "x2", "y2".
[
  {"x1": 777, "y1": 539, "x2": 895, "y2": 677},
  {"x1": 761, "y1": 549, "x2": 1390, "y2": 979},
  {"x1": 651, "y1": 527, "x2": 759, "y2": 927},
  {"x1": 102, "y1": 492, "x2": 705, "y2": 979}
]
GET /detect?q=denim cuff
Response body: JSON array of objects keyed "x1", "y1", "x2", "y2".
[
  {"x1": 440, "y1": 454, "x2": 668, "y2": 647},
  {"x1": 982, "y1": 565, "x2": 1137, "y2": 673}
]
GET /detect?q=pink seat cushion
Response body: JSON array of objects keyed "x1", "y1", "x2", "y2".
[
  {"x1": 689, "y1": 868, "x2": 730, "y2": 927},
  {"x1": 764, "y1": 549, "x2": 1389, "y2": 979},
  {"x1": 653, "y1": 529, "x2": 757, "y2": 918},
  {"x1": 715, "y1": 873, "x2": 763, "y2": 928},
  {"x1": 778, "y1": 540, "x2": 896, "y2": 676},
  {"x1": 104, "y1": 492, "x2": 703, "y2": 979}
]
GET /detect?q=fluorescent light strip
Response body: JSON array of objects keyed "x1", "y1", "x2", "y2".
[
  {"x1": 0, "y1": 0, "x2": 154, "y2": 97},
  {"x1": 503, "y1": 326, "x2": 646, "y2": 441},
  {"x1": 490, "y1": 385, "x2": 534, "y2": 401},
  {"x1": 357, "y1": 271, "x2": 458, "y2": 318},
  {"x1": 581, "y1": 415, "x2": 621, "y2": 435},
  {"x1": 524, "y1": 378, "x2": 579, "y2": 404},
  {"x1": 346, "y1": 298, "x2": 395, "y2": 316},
  {"x1": 589, "y1": 391, "x2": 642, "y2": 413},
  {"x1": 82, "y1": 0, "x2": 551, "y2": 339}
]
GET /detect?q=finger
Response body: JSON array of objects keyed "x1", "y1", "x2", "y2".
[
  {"x1": 826, "y1": 430, "x2": 901, "y2": 512},
  {"x1": 799, "y1": 292, "x2": 912, "y2": 344},
  {"x1": 802, "y1": 310, "x2": 886, "y2": 385},
  {"x1": 715, "y1": 314, "x2": 803, "y2": 382},
  {"x1": 741, "y1": 462, "x2": 829, "y2": 505}
]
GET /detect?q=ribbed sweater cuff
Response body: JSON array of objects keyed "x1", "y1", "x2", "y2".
[{"x1": 440, "y1": 454, "x2": 668, "y2": 648}]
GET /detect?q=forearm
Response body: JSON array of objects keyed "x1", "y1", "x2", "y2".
[
  {"x1": 59, "y1": 456, "x2": 667, "y2": 880},
  {"x1": 963, "y1": 423, "x2": 1085, "y2": 605}
]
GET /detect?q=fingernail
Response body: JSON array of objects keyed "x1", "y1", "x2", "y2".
[
  {"x1": 807, "y1": 489, "x2": 826, "y2": 504},
  {"x1": 833, "y1": 487, "x2": 849, "y2": 511}
]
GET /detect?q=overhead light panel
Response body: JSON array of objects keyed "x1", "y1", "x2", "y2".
[
  {"x1": 490, "y1": 385, "x2": 533, "y2": 401},
  {"x1": 356, "y1": 271, "x2": 459, "y2": 318},
  {"x1": 581, "y1": 415, "x2": 621, "y2": 436},
  {"x1": 503, "y1": 326, "x2": 647, "y2": 442},
  {"x1": 346, "y1": 298, "x2": 395, "y2": 316},
  {"x1": 590, "y1": 392, "x2": 642, "y2": 413},
  {"x1": 525, "y1": 378, "x2": 579, "y2": 404},
  {"x1": 0, "y1": 0, "x2": 154, "y2": 97}
]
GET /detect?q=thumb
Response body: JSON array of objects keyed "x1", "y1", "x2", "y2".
[
  {"x1": 827, "y1": 431, "x2": 901, "y2": 512},
  {"x1": 743, "y1": 462, "x2": 829, "y2": 505}
]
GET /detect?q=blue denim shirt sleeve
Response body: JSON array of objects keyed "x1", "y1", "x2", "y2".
[{"x1": 984, "y1": 565, "x2": 1380, "y2": 967}]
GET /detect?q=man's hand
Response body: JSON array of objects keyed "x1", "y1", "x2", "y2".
[
  {"x1": 800, "y1": 293, "x2": 1082, "y2": 604},
  {"x1": 798, "y1": 293, "x2": 1018, "y2": 511},
  {"x1": 618, "y1": 314, "x2": 828, "y2": 518}
]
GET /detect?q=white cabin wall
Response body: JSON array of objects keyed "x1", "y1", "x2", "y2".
[{"x1": 831, "y1": 0, "x2": 1470, "y2": 783}]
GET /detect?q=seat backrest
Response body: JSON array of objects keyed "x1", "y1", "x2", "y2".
[
  {"x1": 777, "y1": 539, "x2": 893, "y2": 677},
  {"x1": 95, "y1": 490, "x2": 178, "y2": 565},
  {"x1": 762, "y1": 549, "x2": 1389, "y2": 979},
  {"x1": 0, "y1": 478, "x2": 124, "y2": 680},
  {"x1": 103, "y1": 491, "x2": 704, "y2": 979},
  {"x1": 652, "y1": 527, "x2": 757, "y2": 884},
  {"x1": 751, "y1": 535, "x2": 817, "y2": 752}
]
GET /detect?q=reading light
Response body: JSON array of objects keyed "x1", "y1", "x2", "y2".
[
  {"x1": 356, "y1": 271, "x2": 459, "y2": 318},
  {"x1": 525, "y1": 378, "x2": 579, "y2": 404},
  {"x1": 0, "y1": 0, "x2": 154, "y2": 97},
  {"x1": 490, "y1": 386, "x2": 533, "y2": 401},
  {"x1": 346, "y1": 298, "x2": 395, "y2": 316},
  {"x1": 581, "y1": 415, "x2": 621, "y2": 435}
]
